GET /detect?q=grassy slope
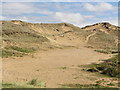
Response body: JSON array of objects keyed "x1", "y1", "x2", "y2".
[
  {"x1": 81, "y1": 22, "x2": 118, "y2": 50},
  {"x1": 2, "y1": 21, "x2": 50, "y2": 57},
  {"x1": 88, "y1": 31, "x2": 116, "y2": 49}
]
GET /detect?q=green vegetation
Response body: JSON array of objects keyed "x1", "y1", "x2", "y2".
[
  {"x1": 87, "y1": 55, "x2": 119, "y2": 77},
  {"x1": 107, "y1": 83, "x2": 115, "y2": 86},
  {"x1": 2, "y1": 50, "x2": 13, "y2": 57},
  {"x1": 60, "y1": 84, "x2": 112, "y2": 88},
  {"x1": 27, "y1": 79, "x2": 37, "y2": 86},
  {"x1": 2, "y1": 46, "x2": 36, "y2": 58},
  {"x1": 2, "y1": 82, "x2": 28, "y2": 88},
  {"x1": 3, "y1": 79, "x2": 46, "y2": 88},
  {"x1": 1, "y1": 21, "x2": 62, "y2": 58},
  {"x1": 27, "y1": 79, "x2": 46, "y2": 88},
  {"x1": 94, "y1": 49, "x2": 119, "y2": 54},
  {"x1": 5, "y1": 46, "x2": 36, "y2": 53},
  {"x1": 60, "y1": 79, "x2": 117, "y2": 88},
  {"x1": 2, "y1": 49, "x2": 25, "y2": 58},
  {"x1": 94, "y1": 49, "x2": 112, "y2": 54}
]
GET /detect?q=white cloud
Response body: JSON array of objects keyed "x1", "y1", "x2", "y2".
[
  {"x1": 2, "y1": 12, "x2": 95, "y2": 27},
  {"x1": 2, "y1": 3, "x2": 53, "y2": 15},
  {"x1": 54, "y1": 12, "x2": 85, "y2": 25},
  {"x1": 86, "y1": 17, "x2": 118, "y2": 26},
  {"x1": 1, "y1": 2, "x2": 118, "y2": 27},
  {"x1": 3, "y1": 3, "x2": 35, "y2": 15},
  {"x1": 54, "y1": 12, "x2": 96, "y2": 27},
  {"x1": 84, "y1": 2, "x2": 115, "y2": 12},
  {"x1": 1, "y1": 15, "x2": 118, "y2": 27},
  {"x1": 11, "y1": 16, "x2": 29, "y2": 22},
  {"x1": 0, "y1": 15, "x2": 30, "y2": 22},
  {"x1": 102, "y1": 18, "x2": 118, "y2": 26}
]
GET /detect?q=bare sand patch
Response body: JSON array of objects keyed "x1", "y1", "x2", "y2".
[{"x1": 3, "y1": 46, "x2": 112, "y2": 88}]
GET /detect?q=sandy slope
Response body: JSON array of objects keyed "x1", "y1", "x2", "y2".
[{"x1": 2, "y1": 46, "x2": 113, "y2": 88}]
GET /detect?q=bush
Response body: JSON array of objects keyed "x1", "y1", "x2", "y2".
[
  {"x1": 87, "y1": 67, "x2": 99, "y2": 72},
  {"x1": 87, "y1": 55, "x2": 119, "y2": 77}
]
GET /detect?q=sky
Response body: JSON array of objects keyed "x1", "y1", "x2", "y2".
[{"x1": 0, "y1": 2, "x2": 118, "y2": 27}]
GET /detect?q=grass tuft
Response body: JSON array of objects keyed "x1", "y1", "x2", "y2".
[{"x1": 27, "y1": 79, "x2": 46, "y2": 88}]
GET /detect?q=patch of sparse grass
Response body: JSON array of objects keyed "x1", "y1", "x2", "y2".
[
  {"x1": 2, "y1": 82, "x2": 28, "y2": 88},
  {"x1": 60, "y1": 79, "x2": 118, "y2": 88},
  {"x1": 59, "y1": 67, "x2": 67, "y2": 69},
  {"x1": 27, "y1": 79, "x2": 46, "y2": 88},
  {"x1": 2, "y1": 49, "x2": 25, "y2": 58},
  {"x1": 2, "y1": 21, "x2": 49, "y2": 43},
  {"x1": 94, "y1": 49, "x2": 111, "y2": 54},
  {"x1": 2, "y1": 45, "x2": 36, "y2": 58},
  {"x1": 85, "y1": 45, "x2": 93, "y2": 48},
  {"x1": 60, "y1": 83, "x2": 112, "y2": 88},
  {"x1": 2, "y1": 50, "x2": 13, "y2": 57},
  {"x1": 6, "y1": 46, "x2": 36, "y2": 53},
  {"x1": 2, "y1": 79, "x2": 46, "y2": 88},
  {"x1": 107, "y1": 83, "x2": 115, "y2": 86},
  {"x1": 88, "y1": 31, "x2": 117, "y2": 49},
  {"x1": 27, "y1": 79, "x2": 37, "y2": 86}
]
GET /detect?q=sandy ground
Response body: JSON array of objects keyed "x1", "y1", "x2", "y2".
[{"x1": 3, "y1": 46, "x2": 113, "y2": 88}]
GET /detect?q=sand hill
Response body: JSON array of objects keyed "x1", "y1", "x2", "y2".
[
  {"x1": 1, "y1": 20, "x2": 119, "y2": 58},
  {"x1": 1, "y1": 20, "x2": 119, "y2": 88}
]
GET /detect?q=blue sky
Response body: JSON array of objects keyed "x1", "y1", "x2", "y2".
[{"x1": 1, "y1": 2, "x2": 118, "y2": 27}]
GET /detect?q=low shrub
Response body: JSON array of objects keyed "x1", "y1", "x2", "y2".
[{"x1": 87, "y1": 55, "x2": 119, "y2": 77}]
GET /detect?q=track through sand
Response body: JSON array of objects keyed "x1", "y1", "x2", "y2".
[
  {"x1": 85, "y1": 32, "x2": 96, "y2": 43},
  {"x1": 3, "y1": 46, "x2": 112, "y2": 88}
]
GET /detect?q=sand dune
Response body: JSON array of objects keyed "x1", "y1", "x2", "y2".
[{"x1": 3, "y1": 46, "x2": 112, "y2": 87}]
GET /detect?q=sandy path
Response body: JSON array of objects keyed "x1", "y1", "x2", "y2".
[
  {"x1": 85, "y1": 32, "x2": 96, "y2": 43},
  {"x1": 3, "y1": 47, "x2": 112, "y2": 88}
]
